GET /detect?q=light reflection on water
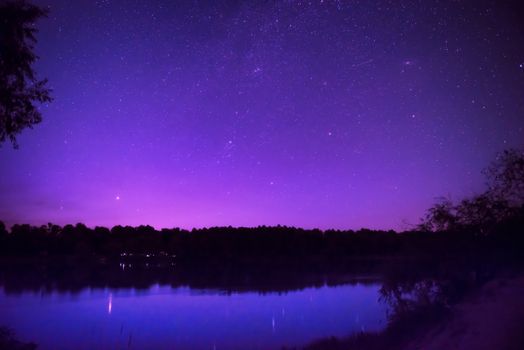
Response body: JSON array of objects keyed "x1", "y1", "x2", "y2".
[{"x1": 0, "y1": 282, "x2": 386, "y2": 350}]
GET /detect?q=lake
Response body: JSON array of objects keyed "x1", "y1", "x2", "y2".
[{"x1": 0, "y1": 277, "x2": 387, "y2": 349}]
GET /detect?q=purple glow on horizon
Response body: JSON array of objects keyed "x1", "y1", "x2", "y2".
[{"x1": 1, "y1": 0, "x2": 523, "y2": 230}]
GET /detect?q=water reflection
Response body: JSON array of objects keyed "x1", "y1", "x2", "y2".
[
  {"x1": 0, "y1": 282, "x2": 386, "y2": 350},
  {"x1": 1, "y1": 259, "x2": 484, "y2": 349},
  {"x1": 107, "y1": 293, "x2": 112, "y2": 315},
  {"x1": 0, "y1": 259, "x2": 385, "y2": 295}
]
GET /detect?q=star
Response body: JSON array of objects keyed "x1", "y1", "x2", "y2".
[{"x1": 3, "y1": 0, "x2": 523, "y2": 232}]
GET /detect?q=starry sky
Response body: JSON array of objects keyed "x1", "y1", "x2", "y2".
[{"x1": 1, "y1": 0, "x2": 524, "y2": 230}]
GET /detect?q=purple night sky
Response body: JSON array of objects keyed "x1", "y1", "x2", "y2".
[{"x1": 1, "y1": 0, "x2": 523, "y2": 230}]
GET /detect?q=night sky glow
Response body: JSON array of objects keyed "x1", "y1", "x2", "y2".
[{"x1": 1, "y1": 0, "x2": 524, "y2": 230}]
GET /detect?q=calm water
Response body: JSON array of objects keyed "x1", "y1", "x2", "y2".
[{"x1": 0, "y1": 281, "x2": 387, "y2": 349}]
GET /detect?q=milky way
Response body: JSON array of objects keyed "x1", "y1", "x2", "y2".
[{"x1": 1, "y1": 0, "x2": 524, "y2": 230}]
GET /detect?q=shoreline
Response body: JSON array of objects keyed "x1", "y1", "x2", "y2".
[{"x1": 405, "y1": 275, "x2": 524, "y2": 350}]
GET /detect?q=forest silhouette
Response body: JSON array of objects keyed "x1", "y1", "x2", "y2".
[{"x1": 1, "y1": 149, "x2": 523, "y2": 265}]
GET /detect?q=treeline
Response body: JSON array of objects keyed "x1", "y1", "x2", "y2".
[
  {"x1": 0, "y1": 149, "x2": 523, "y2": 263},
  {"x1": 0, "y1": 222, "x2": 396, "y2": 258},
  {"x1": 420, "y1": 149, "x2": 524, "y2": 233},
  {"x1": 0, "y1": 219, "x2": 523, "y2": 263}
]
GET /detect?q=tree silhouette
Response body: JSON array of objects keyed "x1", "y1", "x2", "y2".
[
  {"x1": 0, "y1": 220, "x2": 6, "y2": 238},
  {"x1": 484, "y1": 148, "x2": 524, "y2": 207},
  {"x1": 419, "y1": 197, "x2": 457, "y2": 232},
  {"x1": 421, "y1": 148, "x2": 524, "y2": 233},
  {"x1": 0, "y1": 0, "x2": 52, "y2": 148}
]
